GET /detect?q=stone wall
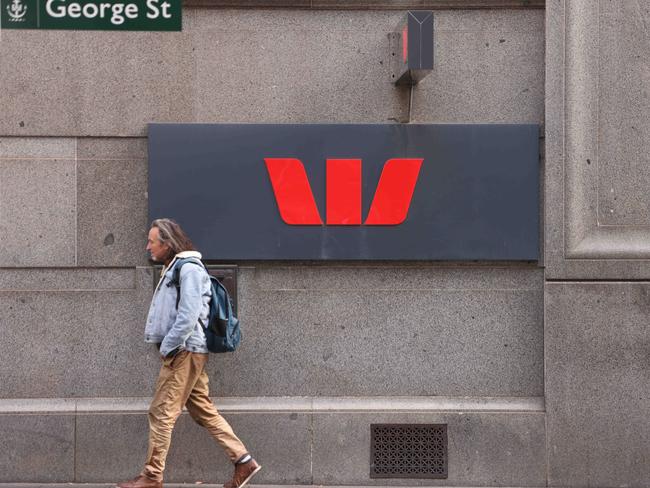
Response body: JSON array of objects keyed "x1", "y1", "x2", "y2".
[{"x1": 0, "y1": 4, "x2": 566, "y2": 486}]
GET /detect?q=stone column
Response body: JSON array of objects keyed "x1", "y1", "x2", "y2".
[{"x1": 545, "y1": 1, "x2": 650, "y2": 485}]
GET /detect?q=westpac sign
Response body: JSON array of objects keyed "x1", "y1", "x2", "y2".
[
  {"x1": 264, "y1": 157, "x2": 423, "y2": 226},
  {"x1": 148, "y1": 124, "x2": 539, "y2": 261}
]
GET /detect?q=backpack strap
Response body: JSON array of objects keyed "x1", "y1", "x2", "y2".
[{"x1": 167, "y1": 257, "x2": 204, "y2": 310}]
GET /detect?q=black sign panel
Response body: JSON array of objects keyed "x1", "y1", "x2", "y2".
[{"x1": 148, "y1": 124, "x2": 539, "y2": 261}]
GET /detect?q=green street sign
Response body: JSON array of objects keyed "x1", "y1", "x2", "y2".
[{"x1": 1, "y1": 0, "x2": 181, "y2": 31}]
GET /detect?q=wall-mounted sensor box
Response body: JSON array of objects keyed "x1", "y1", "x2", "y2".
[{"x1": 389, "y1": 11, "x2": 434, "y2": 86}]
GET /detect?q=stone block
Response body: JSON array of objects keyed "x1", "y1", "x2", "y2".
[
  {"x1": 0, "y1": 264, "x2": 542, "y2": 399},
  {"x1": 75, "y1": 412, "x2": 311, "y2": 484},
  {"x1": 0, "y1": 268, "x2": 157, "y2": 398},
  {"x1": 205, "y1": 266, "x2": 543, "y2": 397},
  {"x1": 595, "y1": 3, "x2": 650, "y2": 226},
  {"x1": 0, "y1": 158, "x2": 76, "y2": 266},
  {"x1": 546, "y1": 282, "x2": 650, "y2": 487},
  {"x1": 542, "y1": 0, "x2": 565, "y2": 278},
  {"x1": 77, "y1": 138, "x2": 148, "y2": 160},
  {"x1": 77, "y1": 157, "x2": 148, "y2": 266},
  {"x1": 248, "y1": 265, "x2": 542, "y2": 291},
  {"x1": 0, "y1": 398, "x2": 77, "y2": 414},
  {"x1": 311, "y1": 411, "x2": 546, "y2": 486},
  {"x1": 0, "y1": 137, "x2": 75, "y2": 159},
  {"x1": 0, "y1": 10, "x2": 543, "y2": 136},
  {"x1": 188, "y1": 9, "x2": 406, "y2": 124},
  {"x1": 544, "y1": 0, "x2": 650, "y2": 278},
  {"x1": 75, "y1": 413, "x2": 148, "y2": 482},
  {"x1": 165, "y1": 413, "x2": 312, "y2": 484},
  {"x1": 0, "y1": 268, "x2": 144, "y2": 291},
  {"x1": 0, "y1": 30, "x2": 193, "y2": 136},
  {"x1": 0, "y1": 415, "x2": 75, "y2": 482},
  {"x1": 413, "y1": 10, "x2": 544, "y2": 123}
]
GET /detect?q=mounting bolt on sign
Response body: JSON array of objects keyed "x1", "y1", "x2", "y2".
[{"x1": 389, "y1": 11, "x2": 434, "y2": 86}]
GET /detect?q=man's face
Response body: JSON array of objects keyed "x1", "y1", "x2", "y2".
[{"x1": 146, "y1": 227, "x2": 170, "y2": 262}]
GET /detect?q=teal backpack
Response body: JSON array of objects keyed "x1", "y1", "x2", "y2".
[{"x1": 170, "y1": 258, "x2": 241, "y2": 353}]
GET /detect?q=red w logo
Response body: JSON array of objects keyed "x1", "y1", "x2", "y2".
[{"x1": 264, "y1": 158, "x2": 423, "y2": 226}]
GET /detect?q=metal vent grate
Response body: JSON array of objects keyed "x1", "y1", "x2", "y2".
[{"x1": 370, "y1": 424, "x2": 448, "y2": 479}]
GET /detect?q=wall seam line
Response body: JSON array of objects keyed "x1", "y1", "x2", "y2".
[
  {"x1": 309, "y1": 400, "x2": 314, "y2": 484},
  {"x1": 75, "y1": 137, "x2": 78, "y2": 267},
  {"x1": 73, "y1": 402, "x2": 78, "y2": 482}
]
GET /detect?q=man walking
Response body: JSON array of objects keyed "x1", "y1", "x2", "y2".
[{"x1": 118, "y1": 218, "x2": 261, "y2": 488}]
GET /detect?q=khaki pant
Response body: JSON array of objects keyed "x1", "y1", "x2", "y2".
[{"x1": 142, "y1": 351, "x2": 248, "y2": 481}]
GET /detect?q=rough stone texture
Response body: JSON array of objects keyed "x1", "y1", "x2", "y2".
[
  {"x1": 0, "y1": 395, "x2": 543, "y2": 414},
  {"x1": 0, "y1": 30, "x2": 193, "y2": 137},
  {"x1": 75, "y1": 414, "x2": 148, "y2": 482},
  {"x1": 0, "y1": 415, "x2": 75, "y2": 482},
  {"x1": 77, "y1": 156, "x2": 148, "y2": 267},
  {"x1": 0, "y1": 268, "x2": 156, "y2": 398},
  {"x1": 0, "y1": 158, "x2": 76, "y2": 266},
  {"x1": 0, "y1": 10, "x2": 543, "y2": 136},
  {"x1": 0, "y1": 268, "x2": 142, "y2": 291},
  {"x1": 77, "y1": 138, "x2": 148, "y2": 160},
  {"x1": 542, "y1": 0, "x2": 564, "y2": 277},
  {"x1": 312, "y1": 412, "x2": 546, "y2": 486},
  {"x1": 207, "y1": 266, "x2": 543, "y2": 397},
  {"x1": 75, "y1": 412, "x2": 312, "y2": 483},
  {"x1": 545, "y1": 283, "x2": 650, "y2": 487},
  {"x1": 413, "y1": 10, "x2": 544, "y2": 123},
  {"x1": 0, "y1": 137, "x2": 75, "y2": 159},
  {"x1": 165, "y1": 413, "x2": 312, "y2": 484},
  {"x1": 597, "y1": 1, "x2": 650, "y2": 226},
  {"x1": 187, "y1": 10, "x2": 407, "y2": 125},
  {"x1": 247, "y1": 265, "x2": 541, "y2": 290},
  {"x1": 0, "y1": 265, "x2": 541, "y2": 399},
  {"x1": 545, "y1": 0, "x2": 650, "y2": 278}
]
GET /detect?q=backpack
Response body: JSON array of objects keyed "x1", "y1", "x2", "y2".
[{"x1": 169, "y1": 258, "x2": 241, "y2": 353}]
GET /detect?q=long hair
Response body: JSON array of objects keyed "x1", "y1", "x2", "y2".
[{"x1": 150, "y1": 218, "x2": 196, "y2": 262}]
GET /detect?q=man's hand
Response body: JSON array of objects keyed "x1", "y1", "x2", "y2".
[{"x1": 162, "y1": 345, "x2": 182, "y2": 359}]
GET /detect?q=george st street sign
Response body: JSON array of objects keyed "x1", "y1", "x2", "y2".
[{"x1": 1, "y1": 0, "x2": 181, "y2": 31}]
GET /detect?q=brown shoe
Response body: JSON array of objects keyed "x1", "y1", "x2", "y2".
[
  {"x1": 117, "y1": 474, "x2": 162, "y2": 488},
  {"x1": 223, "y1": 459, "x2": 262, "y2": 488}
]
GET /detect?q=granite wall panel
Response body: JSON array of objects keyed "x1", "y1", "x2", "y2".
[
  {"x1": 546, "y1": 282, "x2": 650, "y2": 487},
  {"x1": 77, "y1": 153, "x2": 148, "y2": 267},
  {"x1": 0, "y1": 266, "x2": 542, "y2": 398},
  {"x1": 0, "y1": 268, "x2": 155, "y2": 398},
  {"x1": 0, "y1": 414, "x2": 75, "y2": 482},
  {"x1": 0, "y1": 10, "x2": 543, "y2": 136},
  {"x1": 414, "y1": 10, "x2": 544, "y2": 123},
  {"x1": 312, "y1": 411, "x2": 546, "y2": 486},
  {"x1": 0, "y1": 157, "x2": 76, "y2": 267},
  {"x1": 0, "y1": 31, "x2": 193, "y2": 137},
  {"x1": 545, "y1": 0, "x2": 650, "y2": 278},
  {"x1": 207, "y1": 266, "x2": 544, "y2": 397},
  {"x1": 75, "y1": 412, "x2": 311, "y2": 483}
]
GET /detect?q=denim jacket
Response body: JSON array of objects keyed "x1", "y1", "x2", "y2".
[{"x1": 144, "y1": 251, "x2": 210, "y2": 356}]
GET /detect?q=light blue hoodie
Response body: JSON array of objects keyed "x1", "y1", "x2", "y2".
[{"x1": 144, "y1": 251, "x2": 211, "y2": 356}]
